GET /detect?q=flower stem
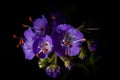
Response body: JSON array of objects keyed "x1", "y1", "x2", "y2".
[
  {"x1": 49, "y1": 53, "x2": 58, "y2": 64},
  {"x1": 59, "y1": 56, "x2": 68, "y2": 62},
  {"x1": 54, "y1": 53, "x2": 57, "y2": 64},
  {"x1": 48, "y1": 54, "x2": 55, "y2": 63}
]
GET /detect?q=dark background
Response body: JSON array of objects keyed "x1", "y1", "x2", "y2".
[{"x1": 1, "y1": 0, "x2": 109, "y2": 80}]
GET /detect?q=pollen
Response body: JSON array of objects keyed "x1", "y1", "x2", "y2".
[
  {"x1": 29, "y1": 16, "x2": 32, "y2": 22},
  {"x1": 22, "y1": 24, "x2": 29, "y2": 28},
  {"x1": 83, "y1": 38, "x2": 86, "y2": 42},
  {"x1": 63, "y1": 41, "x2": 70, "y2": 45},
  {"x1": 43, "y1": 48, "x2": 48, "y2": 53},
  {"x1": 19, "y1": 39, "x2": 25, "y2": 45},
  {"x1": 35, "y1": 54, "x2": 39, "y2": 58},
  {"x1": 16, "y1": 44, "x2": 20, "y2": 48}
]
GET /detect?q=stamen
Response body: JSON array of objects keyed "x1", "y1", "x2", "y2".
[
  {"x1": 13, "y1": 34, "x2": 18, "y2": 39},
  {"x1": 16, "y1": 44, "x2": 20, "y2": 48},
  {"x1": 63, "y1": 41, "x2": 70, "y2": 45},
  {"x1": 29, "y1": 16, "x2": 32, "y2": 22},
  {"x1": 73, "y1": 38, "x2": 86, "y2": 43},
  {"x1": 42, "y1": 48, "x2": 48, "y2": 53},
  {"x1": 35, "y1": 54, "x2": 39, "y2": 58},
  {"x1": 39, "y1": 49, "x2": 42, "y2": 53},
  {"x1": 19, "y1": 39, "x2": 25, "y2": 45},
  {"x1": 22, "y1": 24, "x2": 29, "y2": 28}
]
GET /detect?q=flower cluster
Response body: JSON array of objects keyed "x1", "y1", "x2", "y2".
[{"x1": 13, "y1": 14, "x2": 98, "y2": 78}]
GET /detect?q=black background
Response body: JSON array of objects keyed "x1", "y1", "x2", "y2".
[{"x1": 1, "y1": 0, "x2": 109, "y2": 80}]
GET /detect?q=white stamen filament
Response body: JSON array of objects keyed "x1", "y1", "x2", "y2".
[
  {"x1": 38, "y1": 41, "x2": 50, "y2": 54},
  {"x1": 39, "y1": 49, "x2": 42, "y2": 53},
  {"x1": 73, "y1": 38, "x2": 85, "y2": 44}
]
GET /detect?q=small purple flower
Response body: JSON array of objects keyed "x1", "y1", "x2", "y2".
[
  {"x1": 51, "y1": 24, "x2": 85, "y2": 56},
  {"x1": 46, "y1": 64, "x2": 61, "y2": 78},
  {"x1": 33, "y1": 15, "x2": 48, "y2": 36},
  {"x1": 33, "y1": 35, "x2": 53, "y2": 58}
]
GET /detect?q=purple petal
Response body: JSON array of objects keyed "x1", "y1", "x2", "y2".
[
  {"x1": 33, "y1": 18, "x2": 47, "y2": 30},
  {"x1": 51, "y1": 32, "x2": 66, "y2": 56},
  {"x1": 22, "y1": 40, "x2": 35, "y2": 60},
  {"x1": 67, "y1": 28, "x2": 84, "y2": 41},
  {"x1": 56, "y1": 24, "x2": 73, "y2": 33},
  {"x1": 24, "y1": 27, "x2": 35, "y2": 41},
  {"x1": 68, "y1": 43, "x2": 81, "y2": 56}
]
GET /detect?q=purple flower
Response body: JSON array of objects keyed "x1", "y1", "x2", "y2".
[
  {"x1": 33, "y1": 15, "x2": 48, "y2": 36},
  {"x1": 51, "y1": 24, "x2": 85, "y2": 56},
  {"x1": 46, "y1": 64, "x2": 61, "y2": 78},
  {"x1": 22, "y1": 27, "x2": 35, "y2": 60},
  {"x1": 33, "y1": 35, "x2": 53, "y2": 58}
]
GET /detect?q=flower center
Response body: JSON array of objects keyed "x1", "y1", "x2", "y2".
[
  {"x1": 61, "y1": 33, "x2": 73, "y2": 55},
  {"x1": 61, "y1": 33, "x2": 73, "y2": 48},
  {"x1": 38, "y1": 41, "x2": 51, "y2": 54},
  {"x1": 61, "y1": 33, "x2": 86, "y2": 55}
]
